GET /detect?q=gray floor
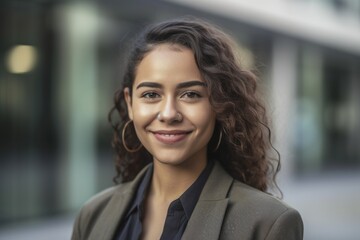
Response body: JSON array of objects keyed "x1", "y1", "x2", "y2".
[
  {"x1": 282, "y1": 173, "x2": 360, "y2": 240},
  {"x1": 0, "y1": 215, "x2": 74, "y2": 240}
]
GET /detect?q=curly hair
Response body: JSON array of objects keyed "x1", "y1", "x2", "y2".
[{"x1": 109, "y1": 17, "x2": 281, "y2": 194}]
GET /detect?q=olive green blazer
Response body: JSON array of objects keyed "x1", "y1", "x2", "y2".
[{"x1": 71, "y1": 161, "x2": 303, "y2": 240}]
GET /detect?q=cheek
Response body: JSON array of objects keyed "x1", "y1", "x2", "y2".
[
  {"x1": 131, "y1": 103, "x2": 157, "y2": 143},
  {"x1": 186, "y1": 104, "x2": 216, "y2": 132},
  {"x1": 131, "y1": 105, "x2": 152, "y2": 143},
  {"x1": 132, "y1": 101, "x2": 156, "y2": 123}
]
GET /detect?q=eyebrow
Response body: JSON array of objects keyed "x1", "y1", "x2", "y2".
[
  {"x1": 136, "y1": 80, "x2": 207, "y2": 89},
  {"x1": 177, "y1": 80, "x2": 207, "y2": 89}
]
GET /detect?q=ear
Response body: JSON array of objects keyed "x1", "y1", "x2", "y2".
[{"x1": 124, "y1": 87, "x2": 133, "y2": 120}]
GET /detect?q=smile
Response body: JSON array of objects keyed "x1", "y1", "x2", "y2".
[{"x1": 151, "y1": 130, "x2": 192, "y2": 144}]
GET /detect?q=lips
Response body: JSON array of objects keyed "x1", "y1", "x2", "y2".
[{"x1": 151, "y1": 130, "x2": 192, "y2": 144}]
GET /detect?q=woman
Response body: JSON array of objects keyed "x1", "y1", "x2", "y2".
[{"x1": 72, "y1": 17, "x2": 303, "y2": 240}]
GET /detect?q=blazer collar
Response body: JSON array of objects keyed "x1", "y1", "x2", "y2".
[
  {"x1": 181, "y1": 161, "x2": 234, "y2": 240},
  {"x1": 88, "y1": 161, "x2": 233, "y2": 240},
  {"x1": 88, "y1": 165, "x2": 151, "y2": 240}
]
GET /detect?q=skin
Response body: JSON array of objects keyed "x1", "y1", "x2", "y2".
[{"x1": 124, "y1": 43, "x2": 216, "y2": 240}]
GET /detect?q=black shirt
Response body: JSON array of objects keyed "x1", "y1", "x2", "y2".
[{"x1": 114, "y1": 160, "x2": 214, "y2": 240}]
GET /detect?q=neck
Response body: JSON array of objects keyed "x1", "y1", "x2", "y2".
[{"x1": 149, "y1": 158, "x2": 207, "y2": 203}]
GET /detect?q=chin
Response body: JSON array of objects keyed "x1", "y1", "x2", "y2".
[
  {"x1": 153, "y1": 155, "x2": 188, "y2": 166},
  {"x1": 151, "y1": 149, "x2": 206, "y2": 168}
]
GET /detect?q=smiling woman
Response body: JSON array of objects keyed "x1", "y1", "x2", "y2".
[
  {"x1": 124, "y1": 44, "x2": 215, "y2": 171},
  {"x1": 71, "y1": 17, "x2": 303, "y2": 240}
]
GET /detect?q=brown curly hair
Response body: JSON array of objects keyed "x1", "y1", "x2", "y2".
[{"x1": 109, "y1": 17, "x2": 280, "y2": 194}]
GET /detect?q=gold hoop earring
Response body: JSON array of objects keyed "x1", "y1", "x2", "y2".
[
  {"x1": 214, "y1": 130, "x2": 223, "y2": 152},
  {"x1": 122, "y1": 120, "x2": 142, "y2": 153}
]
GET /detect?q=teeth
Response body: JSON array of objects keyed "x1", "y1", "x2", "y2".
[{"x1": 158, "y1": 133, "x2": 182, "y2": 137}]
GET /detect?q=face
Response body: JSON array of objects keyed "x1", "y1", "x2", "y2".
[{"x1": 124, "y1": 44, "x2": 216, "y2": 168}]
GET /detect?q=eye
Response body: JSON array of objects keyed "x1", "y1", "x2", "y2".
[
  {"x1": 142, "y1": 91, "x2": 160, "y2": 99},
  {"x1": 181, "y1": 91, "x2": 201, "y2": 99}
]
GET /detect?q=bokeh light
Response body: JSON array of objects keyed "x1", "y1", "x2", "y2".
[{"x1": 6, "y1": 45, "x2": 37, "y2": 74}]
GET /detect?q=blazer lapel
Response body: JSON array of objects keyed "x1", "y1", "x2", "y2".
[
  {"x1": 182, "y1": 161, "x2": 234, "y2": 240},
  {"x1": 88, "y1": 165, "x2": 151, "y2": 240}
]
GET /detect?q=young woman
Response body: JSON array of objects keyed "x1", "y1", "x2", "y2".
[{"x1": 72, "y1": 18, "x2": 303, "y2": 240}]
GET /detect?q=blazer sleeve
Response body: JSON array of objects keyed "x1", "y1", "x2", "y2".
[
  {"x1": 70, "y1": 187, "x2": 118, "y2": 240},
  {"x1": 264, "y1": 207, "x2": 304, "y2": 240},
  {"x1": 71, "y1": 211, "x2": 81, "y2": 240},
  {"x1": 71, "y1": 206, "x2": 87, "y2": 240}
]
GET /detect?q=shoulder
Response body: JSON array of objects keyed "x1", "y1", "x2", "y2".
[
  {"x1": 80, "y1": 183, "x2": 131, "y2": 218},
  {"x1": 223, "y1": 180, "x2": 303, "y2": 239},
  {"x1": 72, "y1": 164, "x2": 152, "y2": 232},
  {"x1": 71, "y1": 183, "x2": 132, "y2": 240},
  {"x1": 228, "y1": 180, "x2": 289, "y2": 213},
  {"x1": 71, "y1": 165, "x2": 152, "y2": 240}
]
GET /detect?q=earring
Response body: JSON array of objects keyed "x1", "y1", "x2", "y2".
[
  {"x1": 213, "y1": 130, "x2": 223, "y2": 152},
  {"x1": 122, "y1": 120, "x2": 142, "y2": 153}
]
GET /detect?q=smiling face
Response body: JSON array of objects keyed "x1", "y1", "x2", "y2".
[{"x1": 124, "y1": 44, "x2": 216, "y2": 168}]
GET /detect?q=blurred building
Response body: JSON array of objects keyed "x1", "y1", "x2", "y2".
[{"x1": 0, "y1": 0, "x2": 359, "y2": 239}]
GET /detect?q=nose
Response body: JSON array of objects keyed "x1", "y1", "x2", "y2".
[{"x1": 157, "y1": 97, "x2": 182, "y2": 123}]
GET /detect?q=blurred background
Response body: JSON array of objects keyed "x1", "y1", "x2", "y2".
[{"x1": 0, "y1": 0, "x2": 359, "y2": 239}]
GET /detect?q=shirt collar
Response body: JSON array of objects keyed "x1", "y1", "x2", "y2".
[
  {"x1": 179, "y1": 160, "x2": 214, "y2": 219},
  {"x1": 126, "y1": 164, "x2": 153, "y2": 217},
  {"x1": 126, "y1": 160, "x2": 214, "y2": 219}
]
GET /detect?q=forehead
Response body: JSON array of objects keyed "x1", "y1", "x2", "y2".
[{"x1": 133, "y1": 44, "x2": 204, "y2": 88}]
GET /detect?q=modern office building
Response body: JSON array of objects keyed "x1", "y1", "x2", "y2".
[{"x1": 1, "y1": 0, "x2": 359, "y2": 239}]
